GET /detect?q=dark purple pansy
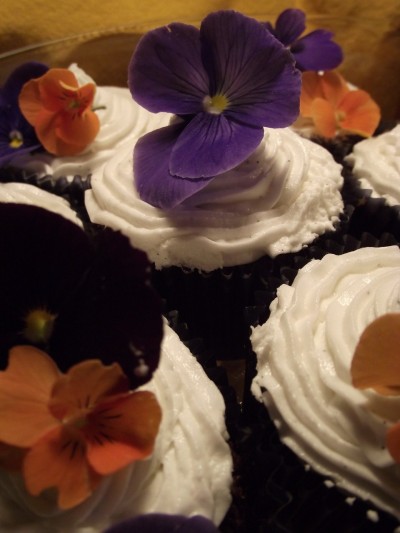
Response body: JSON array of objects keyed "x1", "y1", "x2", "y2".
[
  {"x1": 0, "y1": 62, "x2": 48, "y2": 166},
  {"x1": 0, "y1": 203, "x2": 163, "y2": 388},
  {"x1": 264, "y1": 9, "x2": 343, "y2": 71},
  {"x1": 129, "y1": 10, "x2": 301, "y2": 209},
  {"x1": 104, "y1": 514, "x2": 220, "y2": 533}
]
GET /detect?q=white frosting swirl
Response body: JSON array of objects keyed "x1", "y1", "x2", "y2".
[
  {"x1": 345, "y1": 125, "x2": 400, "y2": 206},
  {"x1": 85, "y1": 127, "x2": 343, "y2": 271},
  {"x1": 9, "y1": 80, "x2": 169, "y2": 180},
  {"x1": 0, "y1": 323, "x2": 232, "y2": 532},
  {"x1": 251, "y1": 246, "x2": 400, "y2": 519},
  {"x1": 0, "y1": 182, "x2": 83, "y2": 227}
]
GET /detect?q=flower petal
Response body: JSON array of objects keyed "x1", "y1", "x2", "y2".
[
  {"x1": 300, "y1": 72, "x2": 326, "y2": 117},
  {"x1": 273, "y1": 9, "x2": 305, "y2": 46},
  {"x1": 129, "y1": 22, "x2": 208, "y2": 114},
  {"x1": 86, "y1": 391, "x2": 162, "y2": 475},
  {"x1": 291, "y1": 30, "x2": 343, "y2": 71},
  {"x1": 0, "y1": 61, "x2": 48, "y2": 106},
  {"x1": 386, "y1": 423, "x2": 400, "y2": 464},
  {"x1": 50, "y1": 228, "x2": 163, "y2": 388},
  {"x1": 170, "y1": 112, "x2": 264, "y2": 178},
  {"x1": 319, "y1": 70, "x2": 349, "y2": 107},
  {"x1": 23, "y1": 426, "x2": 100, "y2": 509},
  {"x1": 310, "y1": 97, "x2": 337, "y2": 138},
  {"x1": 351, "y1": 314, "x2": 400, "y2": 395},
  {"x1": 200, "y1": 11, "x2": 301, "y2": 128},
  {"x1": 338, "y1": 89, "x2": 381, "y2": 137},
  {"x1": 0, "y1": 346, "x2": 60, "y2": 447},
  {"x1": 104, "y1": 514, "x2": 220, "y2": 533},
  {"x1": 134, "y1": 123, "x2": 212, "y2": 208}
]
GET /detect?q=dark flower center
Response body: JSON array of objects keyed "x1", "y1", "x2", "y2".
[
  {"x1": 9, "y1": 130, "x2": 24, "y2": 149},
  {"x1": 203, "y1": 93, "x2": 229, "y2": 115},
  {"x1": 23, "y1": 308, "x2": 56, "y2": 344}
]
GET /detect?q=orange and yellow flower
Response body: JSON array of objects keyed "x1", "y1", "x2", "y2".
[
  {"x1": 19, "y1": 68, "x2": 100, "y2": 156},
  {"x1": 0, "y1": 345, "x2": 161, "y2": 509},
  {"x1": 299, "y1": 70, "x2": 381, "y2": 138},
  {"x1": 351, "y1": 313, "x2": 400, "y2": 463}
]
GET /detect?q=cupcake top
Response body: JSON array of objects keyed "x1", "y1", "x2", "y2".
[
  {"x1": 251, "y1": 245, "x2": 400, "y2": 520},
  {"x1": 86, "y1": 10, "x2": 345, "y2": 271},
  {"x1": 345, "y1": 125, "x2": 400, "y2": 206}
]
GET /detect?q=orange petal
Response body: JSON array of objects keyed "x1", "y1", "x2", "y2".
[
  {"x1": 0, "y1": 346, "x2": 60, "y2": 447},
  {"x1": 338, "y1": 90, "x2": 381, "y2": 137},
  {"x1": 300, "y1": 72, "x2": 325, "y2": 117},
  {"x1": 19, "y1": 78, "x2": 43, "y2": 125},
  {"x1": 386, "y1": 423, "x2": 400, "y2": 464},
  {"x1": 310, "y1": 98, "x2": 337, "y2": 138},
  {"x1": 319, "y1": 70, "x2": 349, "y2": 107},
  {"x1": 55, "y1": 110, "x2": 100, "y2": 150},
  {"x1": 351, "y1": 313, "x2": 400, "y2": 395},
  {"x1": 86, "y1": 391, "x2": 162, "y2": 475},
  {"x1": 50, "y1": 360, "x2": 129, "y2": 420},
  {"x1": 23, "y1": 426, "x2": 100, "y2": 509},
  {"x1": 37, "y1": 69, "x2": 80, "y2": 112}
]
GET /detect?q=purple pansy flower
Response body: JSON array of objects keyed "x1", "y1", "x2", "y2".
[
  {"x1": 129, "y1": 10, "x2": 301, "y2": 209},
  {"x1": 264, "y1": 9, "x2": 343, "y2": 72},
  {"x1": 104, "y1": 513, "x2": 220, "y2": 532},
  {"x1": 0, "y1": 62, "x2": 48, "y2": 166}
]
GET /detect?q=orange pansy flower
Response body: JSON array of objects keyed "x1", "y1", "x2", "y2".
[
  {"x1": 0, "y1": 345, "x2": 161, "y2": 509},
  {"x1": 299, "y1": 70, "x2": 381, "y2": 138},
  {"x1": 351, "y1": 313, "x2": 400, "y2": 463},
  {"x1": 19, "y1": 68, "x2": 100, "y2": 156}
]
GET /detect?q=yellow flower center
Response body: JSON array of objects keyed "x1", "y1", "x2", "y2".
[
  {"x1": 23, "y1": 308, "x2": 56, "y2": 344},
  {"x1": 335, "y1": 109, "x2": 347, "y2": 124},
  {"x1": 203, "y1": 93, "x2": 229, "y2": 115},
  {"x1": 9, "y1": 130, "x2": 23, "y2": 149}
]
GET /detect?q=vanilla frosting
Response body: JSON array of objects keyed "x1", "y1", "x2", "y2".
[
  {"x1": 0, "y1": 182, "x2": 83, "y2": 226},
  {"x1": 86, "y1": 127, "x2": 344, "y2": 271},
  {"x1": 0, "y1": 323, "x2": 232, "y2": 532},
  {"x1": 251, "y1": 246, "x2": 400, "y2": 519},
  {"x1": 9, "y1": 65, "x2": 169, "y2": 181},
  {"x1": 345, "y1": 125, "x2": 400, "y2": 206}
]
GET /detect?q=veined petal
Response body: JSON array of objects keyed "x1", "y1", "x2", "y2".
[
  {"x1": 200, "y1": 11, "x2": 300, "y2": 128},
  {"x1": 291, "y1": 30, "x2": 343, "y2": 71},
  {"x1": 129, "y1": 23, "x2": 208, "y2": 114},
  {"x1": 50, "y1": 360, "x2": 129, "y2": 420},
  {"x1": 0, "y1": 346, "x2": 60, "y2": 447},
  {"x1": 387, "y1": 423, "x2": 400, "y2": 464},
  {"x1": 134, "y1": 123, "x2": 212, "y2": 208},
  {"x1": 273, "y1": 9, "x2": 305, "y2": 45},
  {"x1": 86, "y1": 391, "x2": 162, "y2": 475},
  {"x1": 170, "y1": 112, "x2": 264, "y2": 178},
  {"x1": 338, "y1": 89, "x2": 381, "y2": 137},
  {"x1": 23, "y1": 426, "x2": 100, "y2": 509},
  {"x1": 310, "y1": 98, "x2": 337, "y2": 138},
  {"x1": 351, "y1": 314, "x2": 400, "y2": 395}
]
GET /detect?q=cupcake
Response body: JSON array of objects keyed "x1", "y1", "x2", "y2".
[
  {"x1": 251, "y1": 245, "x2": 400, "y2": 526},
  {"x1": 0, "y1": 203, "x2": 232, "y2": 532},
  {"x1": 85, "y1": 10, "x2": 345, "y2": 360}
]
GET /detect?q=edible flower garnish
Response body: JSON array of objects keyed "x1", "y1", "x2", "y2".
[
  {"x1": 129, "y1": 10, "x2": 301, "y2": 209},
  {"x1": 351, "y1": 313, "x2": 400, "y2": 463},
  {"x1": 299, "y1": 70, "x2": 381, "y2": 138},
  {"x1": 0, "y1": 203, "x2": 162, "y2": 388},
  {"x1": 19, "y1": 68, "x2": 100, "y2": 156},
  {"x1": 105, "y1": 514, "x2": 219, "y2": 533},
  {"x1": 0, "y1": 345, "x2": 161, "y2": 509},
  {"x1": 0, "y1": 62, "x2": 48, "y2": 165},
  {"x1": 264, "y1": 8, "x2": 343, "y2": 71}
]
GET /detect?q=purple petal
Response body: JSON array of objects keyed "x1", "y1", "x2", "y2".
[
  {"x1": 291, "y1": 30, "x2": 343, "y2": 71},
  {"x1": 0, "y1": 62, "x2": 48, "y2": 106},
  {"x1": 129, "y1": 23, "x2": 209, "y2": 114},
  {"x1": 104, "y1": 514, "x2": 219, "y2": 533},
  {"x1": 274, "y1": 9, "x2": 306, "y2": 45},
  {"x1": 200, "y1": 11, "x2": 301, "y2": 128},
  {"x1": 170, "y1": 112, "x2": 263, "y2": 178},
  {"x1": 134, "y1": 123, "x2": 212, "y2": 208}
]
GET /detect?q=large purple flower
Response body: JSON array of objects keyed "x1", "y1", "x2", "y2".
[
  {"x1": 129, "y1": 10, "x2": 301, "y2": 209},
  {"x1": 0, "y1": 203, "x2": 163, "y2": 388},
  {"x1": 264, "y1": 9, "x2": 343, "y2": 72},
  {"x1": 0, "y1": 62, "x2": 48, "y2": 166}
]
